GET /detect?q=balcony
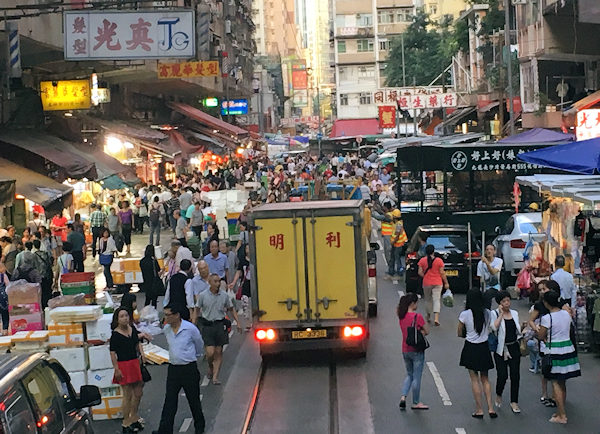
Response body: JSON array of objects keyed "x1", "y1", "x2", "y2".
[
  {"x1": 336, "y1": 27, "x2": 375, "y2": 39},
  {"x1": 337, "y1": 52, "x2": 376, "y2": 64},
  {"x1": 377, "y1": 22, "x2": 409, "y2": 35}
]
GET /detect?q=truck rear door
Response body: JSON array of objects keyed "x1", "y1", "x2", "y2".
[
  {"x1": 254, "y1": 217, "x2": 307, "y2": 322},
  {"x1": 305, "y1": 215, "x2": 359, "y2": 320}
]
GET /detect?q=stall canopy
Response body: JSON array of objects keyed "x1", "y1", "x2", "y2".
[
  {"x1": 0, "y1": 179, "x2": 15, "y2": 207},
  {"x1": 0, "y1": 130, "x2": 97, "y2": 180},
  {"x1": 169, "y1": 102, "x2": 249, "y2": 138},
  {"x1": 330, "y1": 119, "x2": 380, "y2": 138},
  {"x1": 517, "y1": 136, "x2": 600, "y2": 174},
  {"x1": 516, "y1": 174, "x2": 600, "y2": 207},
  {"x1": 498, "y1": 128, "x2": 575, "y2": 145},
  {"x1": 0, "y1": 158, "x2": 72, "y2": 209}
]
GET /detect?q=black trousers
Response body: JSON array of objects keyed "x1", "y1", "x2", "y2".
[
  {"x1": 494, "y1": 342, "x2": 521, "y2": 403},
  {"x1": 91, "y1": 226, "x2": 102, "y2": 257},
  {"x1": 157, "y1": 362, "x2": 205, "y2": 434},
  {"x1": 72, "y1": 251, "x2": 84, "y2": 272},
  {"x1": 178, "y1": 237, "x2": 188, "y2": 248}
]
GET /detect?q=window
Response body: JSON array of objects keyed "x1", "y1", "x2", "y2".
[
  {"x1": 358, "y1": 66, "x2": 375, "y2": 79},
  {"x1": 379, "y1": 39, "x2": 389, "y2": 51},
  {"x1": 337, "y1": 41, "x2": 346, "y2": 53},
  {"x1": 335, "y1": 14, "x2": 346, "y2": 27},
  {"x1": 2, "y1": 386, "x2": 37, "y2": 434},
  {"x1": 23, "y1": 365, "x2": 64, "y2": 434},
  {"x1": 338, "y1": 67, "x2": 348, "y2": 81},
  {"x1": 429, "y1": 4, "x2": 438, "y2": 15},
  {"x1": 357, "y1": 39, "x2": 374, "y2": 52},
  {"x1": 340, "y1": 94, "x2": 349, "y2": 105},
  {"x1": 396, "y1": 8, "x2": 412, "y2": 22},
  {"x1": 377, "y1": 10, "x2": 394, "y2": 24},
  {"x1": 356, "y1": 13, "x2": 372, "y2": 27},
  {"x1": 360, "y1": 92, "x2": 372, "y2": 104}
]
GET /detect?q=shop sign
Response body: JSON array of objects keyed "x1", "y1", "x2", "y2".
[
  {"x1": 378, "y1": 105, "x2": 396, "y2": 128},
  {"x1": 96, "y1": 88, "x2": 111, "y2": 103},
  {"x1": 373, "y1": 87, "x2": 457, "y2": 108},
  {"x1": 281, "y1": 116, "x2": 320, "y2": 126},
  {"x1": 449, "y1": 147, "x2": 540, "y2": 172},
  {"x1": 158, "y1": 60, "x2": 219, "y2": 79},
  {"x1": 576, "y1": 109, "x2": 600, "y2": 141},
  {"x1": 64, "y1": 10, "x2": 195, "y2": 60},
  {"x1": 292, "y1": 70, "x2": 307, "y2": 90},
  {"x1": 40, "y1": 80, "x2": 91, "y2": 111},
  {"x1": 221, "y1": 99, "x2": 248, "y2": 115}
]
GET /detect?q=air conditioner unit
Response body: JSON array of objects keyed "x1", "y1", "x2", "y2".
[{"x1": 512, "y1": 0, "x2": 527, "y2": 5}]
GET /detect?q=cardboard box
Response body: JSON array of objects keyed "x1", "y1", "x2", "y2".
[
  {"x1": 85, "y1": 314, "x2": 113, "y2": 344},
  {"x1": 88, "y1": 345, "x2": 113, "y2": 370},
  {"x1": 69, "y1": 370, "x2": 87, "y2": 392},
  {"x1": 50, "y1": 347, "x2": 87, "y2": 372},
  {"x1": 6, "y1": 281, "x2": 41, "y2": 305},
  {"x1": 122, "y1": 259, "x2": 141, "y2": 272},
  {"x1": 10, "y1": 311, "x2": 43, "y2": 333},
  {"x1": 112, "y1": 272, "x2": 125, "y2": 285},
  {"x1": 87, "y1": 368, "x2": 115, "y2": 389},
  {"x1": 48, "y1": 322, "x2": 84, "y2": 346}
]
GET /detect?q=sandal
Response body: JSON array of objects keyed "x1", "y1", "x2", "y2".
[
  {"x1": 411, "y1": 403, "x2": 429, "y2": 410},
  {"x1": 399, "y1": 398, "x2": 406, "y2": 410},
  {"x1": 549, "y1": 416, "x2": 567, "y2": 424},
  {"x1": 489, "y1": 411, "x2": 498, "y2": 419},
  {"x1": 544, "y1": 399, "x2": 557, "y2": 408},
  {"x1": 471, "y1": 413, "x2": 484, "y2": 419},
  {"x1": 212, "y1": 379, "x2": 221, "y2": 385}
]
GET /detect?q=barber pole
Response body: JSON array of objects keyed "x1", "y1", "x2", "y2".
[{"x1": 6, "y1": 21, "x2": 21, "y2": 78}]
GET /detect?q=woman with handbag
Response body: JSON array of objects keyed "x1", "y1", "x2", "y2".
[
  {"x1": 538, "y1": 290, "x2": 581, "y2": 424},
  {"x1": 417, "y1": 244, "x2": 449, "y2": 326},
  {"x1": 458, "y1": 290, "x2": 496, "y2": 419},
  {"x1": 140, "y1": 244, "x2": 162, "y2": 308},
  {"x1": 229, "y1": 245, "x2": 252, "y2": 331},
  {"x1": 397, "y1": 292, "x2": 429, "y2": 410},
  {"x1": 110, "y1": 307, "x2": 146, "y2": 433},
  {"x1": 99, "y1": 228, "x2": 117, "y2": 289},
  {"x1": 490, "y1": 290, "x2": 522, "y2": 413}
]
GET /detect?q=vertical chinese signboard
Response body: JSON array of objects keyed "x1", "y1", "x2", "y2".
[
  {"x1": 378, "y1": 106, "x2": 396, "y2": 128},
  {"x1": 40, "y1": 80, "x2": 91, "y2": 111},
  {"x1": 64, "y1": 10, "x2": 195, "y2": 60},
  {"x1": 291, "y1": 61, "x2": 307, "y2": 90},
  {"x1": 576, "y1": 109, "x2": 600, "y2": 141}
]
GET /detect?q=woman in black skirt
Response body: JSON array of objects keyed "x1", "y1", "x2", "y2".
[{"x1": 458, "y1": 290, "x2": 496, "y2": 419}]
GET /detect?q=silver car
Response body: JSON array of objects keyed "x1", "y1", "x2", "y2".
[{"x1": 493, "y1": 212, "x2": 546, "y2": 285}]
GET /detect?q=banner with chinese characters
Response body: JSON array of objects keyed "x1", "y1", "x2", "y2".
[
  {"x1": 373, "y1": 87, "x2": 458, "y2": 108},
  {"x1": 157, "y1": 60, "x2": 219, "y2": 79},
  {"x1": 40, "y1": 80, "x2": 91, "y2": 111},
  {"x1": 64, "y1": 10, "x2": 195, "y2": 60},
  {"x1": 449, "y1": 147, "x2": 541, "y2": 172},
  {"x1": 576, "y1": 109, "x2": 600, "y2": 141},
  {"x1": 378, "y1": 105, "x2": 396, "y2": 128}
]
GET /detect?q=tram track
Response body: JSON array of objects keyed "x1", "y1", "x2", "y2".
[{"x1": 242, "y1": 356, "x2": 340, "y2": 434}]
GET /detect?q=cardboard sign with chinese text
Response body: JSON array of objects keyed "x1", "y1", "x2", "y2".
[
  {"x1": 157, "y1": 60, "x2": 219, "y2": 79},
  {"x1": 40, "y1": 80, "x2": 91, "y2": 111}
]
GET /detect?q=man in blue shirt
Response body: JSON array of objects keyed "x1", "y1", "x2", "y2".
[
  {"x1": 204, "y1": 240, "x2": 229, "y2": 283},
  {"x1": 154, "y1": 304, "x2": 205, "y2": 434}
]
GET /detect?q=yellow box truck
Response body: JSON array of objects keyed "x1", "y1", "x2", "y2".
[{"x1": 248, "y1": 200, "x2": 371, "y2": 357}]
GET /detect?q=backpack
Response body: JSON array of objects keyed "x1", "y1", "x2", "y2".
[
  {"x1": 149, "y1": 205, "x2": 161, "y2": 224},
  {"x1": 35, "y1": 251, "x2": 53, "y2": 280}
]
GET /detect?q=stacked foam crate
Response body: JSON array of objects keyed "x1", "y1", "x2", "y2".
[
  {"x1": 111, "y1": 258, "x2": 144, "y2": 285},
  {"x1": 59, "y1": 272, "x2": 96, "y2": 304}
]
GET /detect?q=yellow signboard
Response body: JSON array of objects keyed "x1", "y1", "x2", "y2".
[
  {"x1": 157, "y1": 61, "x2": 219, "y2": 79},
  {"x1": 40, "y1": 80, "x2": 91, "y2": 111}
]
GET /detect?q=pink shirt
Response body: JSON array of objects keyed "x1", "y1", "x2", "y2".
[
  {"x1": 399, "y1": 312, "x2": 426, "y2": 352},
  {"x1": 418, "y1": 256, "x2": 444, "y2": 287}
]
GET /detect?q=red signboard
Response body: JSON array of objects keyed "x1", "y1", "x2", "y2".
[
  {"x1": 378, "y1": 105, "x2": 396, "y2": 128},
  {"x1": 292, "y1": 70, "x2": 307, "y2": 90}
]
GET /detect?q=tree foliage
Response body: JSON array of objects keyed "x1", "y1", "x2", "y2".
[{"x1": 385, "y1": 10, "x2": 454, "y2": 87}]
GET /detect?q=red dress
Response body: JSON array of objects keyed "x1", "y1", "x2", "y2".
[{"x1": 109, "y1": 327, "x2": 142, "y2": 385}]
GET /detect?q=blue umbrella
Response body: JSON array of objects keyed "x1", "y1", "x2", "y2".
[{"x1": 517, "y1": 136, "x2": 600, "y2": 174}]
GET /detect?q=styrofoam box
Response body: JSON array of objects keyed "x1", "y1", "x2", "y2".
[
  {"x1": 50, "y1": 347, "x2": 87, "y2": 372},
  {"x1": 87, "y1": 368, "x2": 115, "y2": 389},
  {"x1": 69, "y1": 370, "x2": 87, "y2": 392},
  {"x1": 86, "y1": 314, "x2": 113, "y2": 343},
  {"x1": 88, "y1": 345, "x2": 113, "y2": 370}
]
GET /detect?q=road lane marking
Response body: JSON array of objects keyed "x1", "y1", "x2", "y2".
[
  {"x1": 426, "y1": 362, "x2": 452, "y2": 406},
  {"x1": 229, "y1": 330, "x2": 234, "y2": 339},
  {"x1": 455, "y1": 429, "x2": 466, "y2": 434},
  {"x1": 397, "y1": 290, "x2": 405, "y2": 298},
  {"x1": 201, "y1": 376, "x2": 210, "y2": 387},
  {"x1": 179, "y1": 418, "x2": 192, "y2": 432},
  {"x1": 392, "y1": 280, "x2": 398, "y2": 285}
]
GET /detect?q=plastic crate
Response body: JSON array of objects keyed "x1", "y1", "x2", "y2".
[{"x1": 60, "y1": 272, "x2": 95, "y2": 283}]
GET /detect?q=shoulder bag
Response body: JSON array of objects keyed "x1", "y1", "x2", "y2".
[
  {"x1": 541, "y1": 313, "x2": 553, "y2": 376},
  {"x1": 140, "y1": 359, "x2": 151, "y2": 382},
  {"x1": 406, "y1": 314, "x2": 430, "y2": 351},
  {"x1": 488, "y1": 309, "x2": 499, "y2": 352},
  {"x1": 152, "y1": 259, "x2": 166, "y2": 296}
]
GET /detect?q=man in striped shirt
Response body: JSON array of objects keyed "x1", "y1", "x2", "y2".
[{"x1": 89, "y1": 203, "x2": 106, "y2": 258}]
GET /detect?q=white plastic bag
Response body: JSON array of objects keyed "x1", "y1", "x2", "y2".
[
  {"x1": 442, "y1": 289, "x2": 454, "y2": 308},
  {"x1": 139, "y1": 305, "x2": 159, "y2": 324}
]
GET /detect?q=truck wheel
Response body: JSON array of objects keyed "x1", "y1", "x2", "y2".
[{"x1": 368, "y1": 303, "x2": 378, "y2": 317}]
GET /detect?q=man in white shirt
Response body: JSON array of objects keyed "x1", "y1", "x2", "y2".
[
  {"x1": 551, "y1": 255, "x2": 577, "y2": 307},
  {"x1": 172, "y1": 240, "x2": 193, "y2": 272},
  {"x1": 478, "y1": 244, "x2": 503, "y2": 309}
]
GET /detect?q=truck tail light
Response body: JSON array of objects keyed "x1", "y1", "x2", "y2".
[
  {"x1": 510, "y1": 239, "x2": 527, "y2": 249},
  {"x1": 368, "y1": 264, "x2": 376, "y2": 277},
  {"x1": 464, "y1": 251, "x2": 481, "y2": 259},
  {"x1": 255, "y1": 329, "x2": 276, "y2": 341},
  {"x1": 343, "y1": 325, "x2": 364, "y2": 338}
]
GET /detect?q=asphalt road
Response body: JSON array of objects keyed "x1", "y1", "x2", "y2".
[{"x1": 90, "y1": 228, "x2": 600, "y2": 433}]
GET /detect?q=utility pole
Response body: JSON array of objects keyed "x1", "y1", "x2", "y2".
[
  {"x1": 401, "y1": 34, "x2": 407, "y2": 136},
  {"x1": 505, "y1": 0, "x2": 515, "y2": 136}
]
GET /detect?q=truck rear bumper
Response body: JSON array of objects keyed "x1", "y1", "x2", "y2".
[{"x1": 259, "y1": 337, "x2": 367, "y2": 354}]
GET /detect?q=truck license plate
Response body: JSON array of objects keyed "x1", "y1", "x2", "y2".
[
  {"x1": 292, "y1": 329, "x2": 327, "y2": 339},
  {"x1": 445, "y1": 270, "x2": 459, "y2": 276}
]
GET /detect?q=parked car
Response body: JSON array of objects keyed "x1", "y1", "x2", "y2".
[
  {"x1": 405, "y1": 225, "x2": 481, "y2": 293},
  {"x1": 0, "y1": 352, "x2": 101, "y2": 434},
  {"x1": 492, "y1": 212, "x2": 545, "y2": 286}
]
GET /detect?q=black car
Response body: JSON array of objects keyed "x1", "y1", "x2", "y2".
[{"x1": 405, "y1": 225, "x2": 481, "y2": 293}]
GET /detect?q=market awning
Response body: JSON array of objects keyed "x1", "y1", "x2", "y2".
[
  {"x1": 516, "y1": 174, "x2": 600, "y2": 207},
  {"x1": 0, "y1": 179, "x2": 15, "y2": 207},
  {"x1": 498, "y1": 128, "x2": 575, "y2": 145},
  {"x1": 0, "y1": 157, "x2": 72, "y2": 209},
  {"x1": 330, "y1": 119, "x2": 380, "y2": 138},
  {"x1": 564, "y1": 89, "x2": 600, "y2": 115},
  {"x1": 169, "y1": 102, "x2": 249, "y2": 138},
  {"x1": 0, "y1": 130, "x2": 96, "y2": 180},
  {"x1": 518, "y1": 136, "x2": 600, "y2": 174}
]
